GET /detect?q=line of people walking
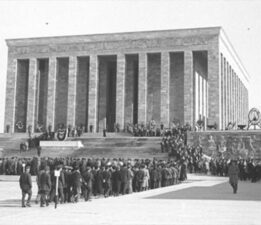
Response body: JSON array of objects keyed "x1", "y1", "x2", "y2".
[{"x1": 18, "y1": 157, "x2": 188, "y2": 208}]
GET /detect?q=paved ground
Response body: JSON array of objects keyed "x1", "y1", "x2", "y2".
[{"x1": 0, "y1": 174, "x2": 260, "y2": 225}]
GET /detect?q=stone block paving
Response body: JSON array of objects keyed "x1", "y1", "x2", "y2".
[{"x1": 0, "y1": 174, "x2": 260, "y2": 225}]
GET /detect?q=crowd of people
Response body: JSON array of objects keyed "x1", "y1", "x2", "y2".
[
  {"x1": 3, "y1": 122, "x2": 260, "y2": 208},
  {"x1": 160, "y1": 125, "x2": 205, "y2": 173},
  {"x1": 126, "y1": 120, "x2": 163, "y2": 137},
  {"x1": 16, "y1": 154, "x2": 261, "y2": 207},
  {"x1": 209, "y1": 158, "x2": 261, "y2": 182},
  {"x1": 159, "y1": 125, "x2": 261, "y2": 182},
  {"x1": 17, "y1": 157, "x2": 188, "y2": 207}
]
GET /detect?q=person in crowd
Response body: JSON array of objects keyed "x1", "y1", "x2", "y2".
[
  {"x1": 19, "y1": 165, "x2": 32, "y2": 207},
  {"x1": 228, "y1": 160, "x2": 240, "y2": 194},
  {"x1": 39, "y1": 166, "x2": 51, "y2": 207},
  {"x1": 142, "y1": 165, "x2": 150, "y2": 191},
  {"x1": 72, "y1": 166, "x2": 82, "y2": 202},
  {"x1": 82, "y1": 166, "x2": 93, "y2": 201}
]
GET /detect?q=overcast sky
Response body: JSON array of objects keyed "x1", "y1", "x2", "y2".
[{"x1": 0, "y1": 0, "x2": 260, "y2": 132}]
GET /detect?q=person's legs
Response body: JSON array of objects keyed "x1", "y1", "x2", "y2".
[
  {"x1": 40, "y1": 192, "x2": 45, "y2": 207},
  {"x1": 21, "y1": 191, "x2": 26, "y2": 207},
  {"x1": 26, "y1": 190, "x2": 32, "y2": 206},
  {"x1": 59, "y1": 187, "x2": 64, "y2": 203},
  {"x1": 234, "y1": 183, "x2": 238, "y2": 194}
]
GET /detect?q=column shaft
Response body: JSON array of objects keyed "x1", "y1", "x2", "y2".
[
  {"x1": 184, "y1": 51, "x2": 193, "y2": 125},
  {"x1": 236, "y1": 76, "x2": 239, "y2": 124},
  {"x1": 228, "y1": 64, "x2": 231, "y2": 123},
  {"x1": 116, "y1": 53, "x2": 126, "y2": 130},
  {"x1": 207, "y1": 49, "x2": 220, "y2": 127},
  {"x1": 4, "y1": 57, "x2": 17, "y2": 133},
  {"x1": 26, "y1": 58, "x2": 37, "y2": 131},
  {"x1": 138, "y1": 52, "x2": 147, "y2": 124},
  {"x1": 221, "y1": 55, "x2": 225, "y2": 129},
  {"x1": 223, "y1": 58, "x2": 227, "y2": 127},
  {"x1": 67, "y1": 56, "x2": 77, "y2": 127},
  {"x1": 88, "y1": 55, "x2": 99, "y2": 132},
  {"x1": 160, "y1": 51, "x2": 170, "y2": 127},
  {"x1": 231, "y1": 71, "x2": 235, "y2": 124},
  {"x1": 46, "y1": 56, "x2": 57, "y2": 131}
]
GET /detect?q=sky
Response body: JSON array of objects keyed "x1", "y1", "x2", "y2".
[{"x1": 0, "y1": 0, "x2": 261, "y2": 132}]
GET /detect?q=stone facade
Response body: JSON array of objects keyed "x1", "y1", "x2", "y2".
[{"x1": 4, "y1": 27, "x2": 250, "y2": 133}]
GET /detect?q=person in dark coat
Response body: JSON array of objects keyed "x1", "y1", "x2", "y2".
[
  {"x1": 72, "y1": 167, "x2": 82, "y2": 202},
  {"x1": 82, "y1": 166, "x2": 93, "y2": 201},
  {"x1": 111, "y1": 166, "x2": 121, "y2": 196},
  {"x1": 102, "y1": 166, "x2": 111, "y2": 197},
  {"x1": 228, "y1": 160, "x2": 240, "y2": 194},
  {"x1": 120, "y1": 164, "x2": 130, "y2": 194},
  {"x1": 39, "y1": 166, "x2": 51, "y2": 207},
  {"x1": 19, "y1": 165, "x2": 32, "y2": 207},
  {"x1": 63, "y1": 166, "x2": 72, "y2": 202}
]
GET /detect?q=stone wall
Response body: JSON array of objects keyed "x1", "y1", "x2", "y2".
[{"x1": 187, "y1": 130, "x2": 261, "y2": 160}]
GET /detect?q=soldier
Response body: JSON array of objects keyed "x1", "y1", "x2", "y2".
[
  {"x1": 228, "y1": 160, "x2": 240, "y2": 194},
  {"x1": 19, "y1": 165, "x2": 32, "y2": 207},
  {"x1": 39, "y1": 166, "x2": 51, "y2": 207}
]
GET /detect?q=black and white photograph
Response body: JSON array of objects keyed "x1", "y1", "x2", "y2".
[{"x1": 0, "y1": 0, "x2": 260, "y2": 224}]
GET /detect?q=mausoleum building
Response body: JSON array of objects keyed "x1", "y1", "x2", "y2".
[{"x1": 4, "y1": 27, "x2": 250, "y2": 133}]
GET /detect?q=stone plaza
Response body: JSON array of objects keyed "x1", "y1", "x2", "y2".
[
  {"x1": 4, "y1": 27, "x2": 249, "y2": 134},
  {"x1": 0, "y1": 174, "x2": 260, "y2": 225}
]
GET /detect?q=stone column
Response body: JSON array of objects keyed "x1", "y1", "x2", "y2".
[
  {"x1": 116, "y1": 53, "x2": 126, "y2": 130},
  {"x1": 4, "y1": 57, "x2": 17, "y2": 133},
  {"x1": 194, "y1": 72, "x2": 198, "y2": 123},
  {"x1": 236, "y1": 76, "x2": 239, "y2": 124},
  {"x1": 138, "y1": 52, "x2": 147, "y2": 124},
  {"x1": 243, "y1": 85, "x2": 247, "y2": 124},
  {"x1": 227, "y1": 64, "x2": 231, "y2": 124},
  {"x1": 160, "y1": 51, "x2": 170, "y2": 127},
  {"x1": 221, "y1": 55, "x2": 225, "y2": 129},
  {"x1": 46, "y1": 56, "x2": 57, "y2": 131},
  {"x1": 207, "y1": 49, "x2": 220, "y2": 128},
  {"x1": 229, "y1": 67, "x2": 233, "y2": 124},
  {"x1": 26, "y1": 58, "x2": 37, "y2": 132},
  {"x1": 239, "y1": 80, "x2": 242, "y2": 124},
  {"x1": 88, "y1": 55, "x2": 99, "y2": 132},
  {"x1": 67, "y1": 56, "x2": 77, "y2": 127},
  {"x1": 223, "y1": 58, "x2": 227, "y2": 128},
  {"x1": 246, "y1": 87, "x2": 249, "y2": 122},
  {"x1": 184, "y1": 51, "x2": 194, "y2": 126},
  {"x1": 231, "y1": 71, "x2": 235, "y2": 125},
  {"x1": 225, "y1": 60, "x2": 229, "y2": 127}
]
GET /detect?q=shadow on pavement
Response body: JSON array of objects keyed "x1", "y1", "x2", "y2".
[{"x1": 147, "y1": 181, "x2": 261, "y2": 201}]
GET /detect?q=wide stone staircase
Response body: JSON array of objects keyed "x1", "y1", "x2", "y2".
[{"x1": 0, "y1": 133, "x2": 167, "y2": 159}]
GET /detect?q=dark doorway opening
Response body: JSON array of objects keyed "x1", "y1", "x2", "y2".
[{"x1": 98, "y1": 55, "x2": 117, "y2": 132}]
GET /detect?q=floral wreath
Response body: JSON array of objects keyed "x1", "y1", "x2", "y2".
[{"x1": 16, "y1": 121, "x2": 24, "y2": 130}]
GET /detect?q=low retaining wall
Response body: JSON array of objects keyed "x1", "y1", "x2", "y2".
[{"x1": 187, "y1": 130, "x2": 261, "y2": 160}]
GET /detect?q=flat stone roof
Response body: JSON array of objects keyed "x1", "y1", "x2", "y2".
[{"x1": 6, "y1": 26, "x2": 221, "y2": 47}]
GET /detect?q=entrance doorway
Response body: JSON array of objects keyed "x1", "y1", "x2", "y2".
[{"x1": 98, "y1": 55, "x2": 117, "y2": 132}]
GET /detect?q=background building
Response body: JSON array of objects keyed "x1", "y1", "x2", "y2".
[{"x1": 4, "y1": 27, "x2": 249, "y2": 133}]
